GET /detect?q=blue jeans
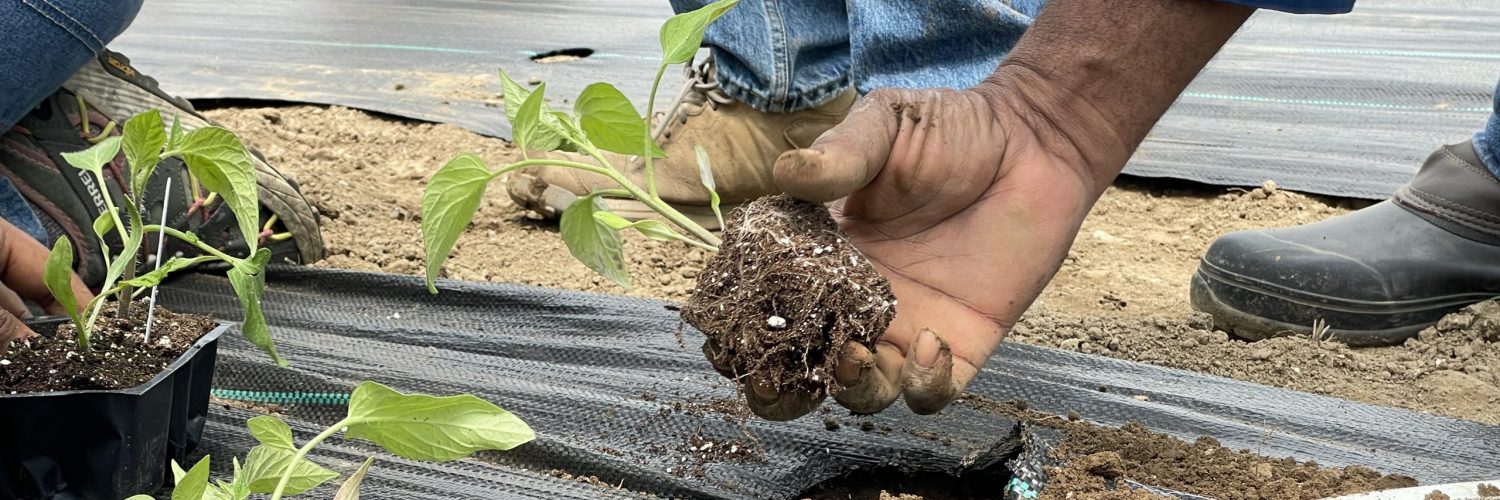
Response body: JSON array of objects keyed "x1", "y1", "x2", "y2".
[
  {"x1": 670, "y1": 0, "x2": 1046, "y2": 114},
  {"x1": 1478, "y1": 79, "x2": 1500, "y2": 178},
  {"x1": 0, "y1": 0, "x2": 142, "y2": 131}
]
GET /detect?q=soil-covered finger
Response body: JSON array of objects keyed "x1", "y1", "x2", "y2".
[
  {"x1": 743, "y1": 373, "x2": 824, "y2": 421},
  {"x1": 900, "y1": 330, "x2": 963, "y2": 414},
  {"x1": 831, "y1": 341, "x2": 904, "y2": 414}
]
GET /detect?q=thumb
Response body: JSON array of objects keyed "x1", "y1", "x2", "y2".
[{"x1": 774, "y1": 90, "x2": 904, "y2": 203}]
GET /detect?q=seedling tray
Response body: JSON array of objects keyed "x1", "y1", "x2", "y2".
[{"x1": 0, "y1": 319, "x2": 229, "y2": 500}]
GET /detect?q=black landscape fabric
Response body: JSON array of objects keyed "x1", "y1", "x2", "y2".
[
  {"x1": 158, "y1": 267, "x2": 1500, "y2": 499},
  {"x1": 110, "y1": 0, "x2": 1500, "y2": 200}
]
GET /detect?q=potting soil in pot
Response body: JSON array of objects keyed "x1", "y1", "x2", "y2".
[{"x1": 1, "y1": 302, "x2": 215, "y2": 393}]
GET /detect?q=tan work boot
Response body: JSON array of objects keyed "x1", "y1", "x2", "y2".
[{"x1": 506, "y1": 56, "x2": 857, "y2": 229}]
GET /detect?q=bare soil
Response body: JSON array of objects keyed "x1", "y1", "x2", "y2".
[
  {"x1": 0, "y1": 303, "x2": 215, "y2": 392},
  {"x1": 204, "y1": 104, "x2": 1499, "y2": 427},
  {"x1": 685, "y1": 195, "x2": 896, "y2": 401},
  {"x1": 964, "y1": 397, "x2": 1418, "y2": 500}
]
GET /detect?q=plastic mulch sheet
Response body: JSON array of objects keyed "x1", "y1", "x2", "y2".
[{"x1": 155, "y1": 267, "x2": 1500, "y2": 499}]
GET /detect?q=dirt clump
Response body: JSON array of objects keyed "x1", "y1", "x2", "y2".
[
  {"x1": 1, "y1": 303, "x2": 215, "y2": 393},
  {"x1": 683, "y1": 195, "x2": 896, "y2": 404},
  {"x1": 1478, "y1": 483, "x2": 1500, "y2": 497}
]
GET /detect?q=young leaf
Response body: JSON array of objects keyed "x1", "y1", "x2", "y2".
[
  {"x1": 659, "y1": 0, "x2": 740, "y2": 65},
  {"x1": 229, "y1": 248, "x2": 283, "y2": 366},
  {"x1": 574, "y1": 83, "x2": 663, "y2": 157},
  {"x1": 121, "y1": 255, "x2": 216, "y2": 288},
  {"x1": 172, "y1": 455, "x2": 212, "y2": 500},
  {"x1": 171, "y1": 459, "x2": 190, "y2": 484},
  {"x1": 560, "y1": 195, "x2": 630, "y2": 288},
  {"x1": 92, "y1": 210, "x2": 117, "y2": 241},
  {"x1": 123, "y1": 109, "x2": 166, "y2": 194},
  {"x1": 247, "y1": 415, "x2": 295, "y2": 449},
  {"x1": 43, "y1": 237, "x2": 83, "y2": 328},
  {"x1": 591, "y1": 213, "x2": 686, "y2": 242},
  {"x1": 511, "y1": 83, "x2": 549, "y2": 153},
  {"x1": 333, "y1": 457, "x2": 375, "y2": 500},
  {"x1": 498, "y1": 69, "x2": 565, "y2": 152},
  {"x1": 549, "y1": 111, "x2": 593, "y2": 150},
  {"x1": 176, "y1": 127, "x2": 261, "y2": 253},
  {"x1": 420, "y1": 154, "x2": 493, "y2": 293},
  {"x1": 58, "y1": 135, "x2": 123, "y2": 174},
  {"x1": 695, "y1": 146, "x2": 724, "y2": 229},
  {"x1": 167, "y1": 114, "x2": 184, "y2": 151},
  {"x1": 217, "y1": 457, "x2": 253, "y2": 500},
  {"x1": 344, "y1": 381, "x2": 535, "y2": 462},
  {"x1": 242, "y1": 445, "x2": 339, "y2": 494}
]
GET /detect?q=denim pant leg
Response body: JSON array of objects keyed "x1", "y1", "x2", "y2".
[
  {"x1": 0, "y1": 0, "x2": 143, "y2": 130},
  {"x1": 669, "y1": 0, "x2": 852, "y2": 114},
  {"x1": 849, "y1": 0, "x2": 1045, "y2": 94},
  {"x1": 671, "y1": 0, "x2": 1043, "y2": 113},
  {"x1": 1475, "y1": 77, "x2": 1500, "y2": 177}
]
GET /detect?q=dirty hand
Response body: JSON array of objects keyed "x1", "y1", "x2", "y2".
[
  {"x1": 758, "y1": 75, "x2": 1115, "y2": 420},
  {"x1": 0, "y1": 219, "x2": 92, "y2": 348}
]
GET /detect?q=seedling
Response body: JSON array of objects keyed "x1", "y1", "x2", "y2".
[
  {"x1": 123, "y1": 381, "x2": 535, "y2": 500},
  {"x1": 421, "y1": 0, "x2": 739, "y2": 291},
  {"x1": 42, "y1": 109, "x2": 287, "y2": 365},
  {"x1": 421, "y1": 0, "x2": 897, "y2": 408}
]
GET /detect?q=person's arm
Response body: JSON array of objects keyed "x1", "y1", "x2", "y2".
[
  {"x1": 730, "y1": 0, "x2": 1255, "y2": 421},
  {"x1": 980, "y1": 0, "x2": 1255, "y2": 191}
]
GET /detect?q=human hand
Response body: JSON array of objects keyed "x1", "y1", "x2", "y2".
[
  {"x1": 0, "y1": 219, "x2": 93, "y2": 349},
  {"x1": 747, "y1": 74, "x2": 1117, "y2": 420}
]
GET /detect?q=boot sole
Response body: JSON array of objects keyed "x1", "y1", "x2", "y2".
[{"x1": 1188, "y1": 260, "x2": 1483, "y2": 346}]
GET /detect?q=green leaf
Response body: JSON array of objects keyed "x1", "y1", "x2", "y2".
[
  {"x1": 659, "y1": 0, "x2": 740, "y2": 65},
  {"x1": 58, "y1": 135, "x2": 122, "y2": 174},
  {"x1": 560, "y1": 195, "x2": 630, "y2": 288},
  {"x1": 172, "y1": 455, "x2": 212, "y2": 500},
  {"x1": 333, "y1": 457, "x2": 375, "y2": 500},
  {"x1": 92, "y1": 210, "x2": 117, "y2": 242},
  {"x1": 247, "y1": 415, "x2": 295, "y2": 449},
  {"x1": 123, "y1": 109, "x2": 166, "y2": 195},
  {"x1": 176, "y1": 127, "x2": 261, "y2": 253},
  {"x1": 420, "y1": 154, "x2": 493, "y2": 294},
  {"x1": 121, "y1": 255, "x2": 216, "y2": 288},
  {"x1": 167, "y1": 114, "x2": 184, "y2": 151},
  {"x1": 242, "y1": 445, "x2": 339, "y2": 495},
  {"x1": 574, "y1": 83, "x2": 664, "y2": 158},
  {"x1": 499, "y1": 69, "x2": 564, "y2": 152},
  {"x1": 694, "y1": 146, "x2": 724, "y2": 228},
  {"x1": 511, "y1": 82, "x2": 549, "y2": 153},
  {"x1": 229, "y1": 248, "x2": 282, "y2": 366},
  {"x1": 171, "y1": 459, "x2": 190, "y2": 484},
  {"x1": 43, "y1": 237, "x2": 82, "y2": 329},
  {"x1": 100, "y1": 195, "x2": 146, "y2": 299},
  {"x1": 344, "y1": 381, "x2": 535, "y2": 462},
  {"x1": 591, "y1": 214, "x2": 685, "y2": 242}
]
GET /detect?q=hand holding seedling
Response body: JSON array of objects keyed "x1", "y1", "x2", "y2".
[
  {"x1": 750, "y1": 0, "x2": 1253, "y2": 418},
  {"x1": 0, "y1": 219, "x2": 92, "y2": 346}
]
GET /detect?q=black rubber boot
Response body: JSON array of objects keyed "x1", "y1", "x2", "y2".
[{"x1": 1191, "y1": 141, "x2": 1500, "y2": 346}]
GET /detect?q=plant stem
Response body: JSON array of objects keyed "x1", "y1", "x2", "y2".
[
  {"x1": 269, "y1": 416, "x2": 354, "y2": 500},
  {"x1": 142, "y1": 225, "x2": 242, "y2": 265},
  {"x1": 494, "y1": 158, "x2": 721, "y2": 248},
  {"x1": 642, "y1": 63, "x2": 669, "y2": 202}
]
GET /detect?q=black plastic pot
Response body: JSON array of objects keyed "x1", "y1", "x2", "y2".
[{"x1": 0, "y1": 318, "x2": 229, "y2": 500}]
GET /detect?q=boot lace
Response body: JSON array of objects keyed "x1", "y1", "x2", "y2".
[{"x1": 652, "y1": 56, "x2": 733, "y2": 144}]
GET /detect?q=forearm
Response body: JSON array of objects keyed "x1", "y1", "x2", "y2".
[{"x1": 979, "y1": 0, "x2": 1253, "y2": 190}]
